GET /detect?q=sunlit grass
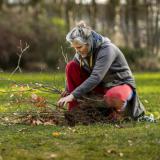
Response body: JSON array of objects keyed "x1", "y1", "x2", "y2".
[{"x1": 0, "y1": 72, "x2": 160, "y2": 160}]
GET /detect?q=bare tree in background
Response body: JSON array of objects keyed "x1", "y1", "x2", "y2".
[
  {"x1": 0, "y1": 0, "x2": 160, "y2": 71},
  {"x1": 131, "y1": 0, "x2": 140, "y2": 48},
  {"x1": 120, "y1": 0, "x2": 129, "y2": 46},
  {"x1": 105, "y1": 0, "x2": 118, "y2": 36},
  {"x1": 90, "y1": 0, "x2": 97, "y2": 29},
  {"x1": 144, "y1": 0, "x2": 160, "y2": 55}
]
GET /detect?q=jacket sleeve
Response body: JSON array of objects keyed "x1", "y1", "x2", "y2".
[{"x1": 72, "y1": 45, "x2": 117, "y2": 98}]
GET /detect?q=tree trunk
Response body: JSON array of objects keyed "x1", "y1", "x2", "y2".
[
  {"x1": 105, "y1": 0, "x2": 117, "y2": 36},
  {"x1": 0, "y1": 0, "x2": 3, "y2": 10},
  {"x1": 63, "y1": 0, "x2": 70, "y2": 32},
  {"x1": 120, "y1": 1, "x2": 129, "y2": 46},
  {"x1": 131, "y1": 0, "x2": 140, "y2": 48},
  {"x1": 90, "y1": 0, "x2": 97, "y2": 29},
  {"x1": 153, "y1": 0, "x2": 160, "y2": 55}
]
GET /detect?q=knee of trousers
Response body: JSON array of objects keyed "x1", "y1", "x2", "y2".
[
  {"x1": 66, "y1": 60, "x2": 79, "y2": 71},
  {"x1": 104, "y1": 92, "x2": 125, "y2": 110}
]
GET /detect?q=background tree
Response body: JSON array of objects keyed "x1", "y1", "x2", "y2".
[{"x1": 0, "y1": 0, "x2": 159, "y2": 71}]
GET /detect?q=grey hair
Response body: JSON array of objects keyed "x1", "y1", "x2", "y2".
[{"x1": 66, "y1": 21, "x2": 92, "y2": 45}]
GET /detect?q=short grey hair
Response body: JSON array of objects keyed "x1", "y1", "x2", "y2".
[{"x1": 66, "y1": 21, "x2": 92, "y2": 45}]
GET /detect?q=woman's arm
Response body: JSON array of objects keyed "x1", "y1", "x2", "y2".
[{"x1": 72, "y1": 45, "x2": 116, "y2": 98}]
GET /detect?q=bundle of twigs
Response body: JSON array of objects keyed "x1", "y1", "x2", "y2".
[
  {"x1": 64, "y1": 95, "x2": 127, "y2": 126},
  {"x1": 0, "y1": 83, "x2": 127, "y2": 126},
  {"x1": 16, "y1": 109, "x2": 65, "y2": 125},
  {"x1": 0, "y1": 108, "x2": 66, "y2": 126}
]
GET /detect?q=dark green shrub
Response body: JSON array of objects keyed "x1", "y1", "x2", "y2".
[
  {"x1": 119, "y1": 47, "x2": 158, "y2": 71},
  {"x1": 120, "y1": 47, "x2": 150, "y2": 63},
  {"x1": 0, "y1": 11, "x2": 67, "y2": 71}
]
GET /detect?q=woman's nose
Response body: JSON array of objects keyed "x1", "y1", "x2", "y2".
[{"x1": 76, "y1": 48, "x2": 81, "y2": 52}]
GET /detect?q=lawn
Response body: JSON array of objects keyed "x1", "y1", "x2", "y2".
[{"x1": 0, "y1": 72, "x2": 160, "y2": 160}]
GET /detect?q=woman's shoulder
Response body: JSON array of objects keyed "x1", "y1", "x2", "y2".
[{"x1": 98, "y1": 43, "x2": 116, "y2": 54}]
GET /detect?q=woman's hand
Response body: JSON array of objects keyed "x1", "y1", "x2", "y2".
[
  {"x1": 57, "y1": 94, "x2": 74, "y2": 107},
  {"x1": 61, "y1": 90, "x2": 69, "y2": 97}
]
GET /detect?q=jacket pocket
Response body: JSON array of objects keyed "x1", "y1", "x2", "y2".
[{"x1": 117, "y1": 71, "x2": 132, "y2": 80}]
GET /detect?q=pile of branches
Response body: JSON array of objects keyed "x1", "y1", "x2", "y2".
[
  {"x1": 0, "y1": 87, "x2": 126, "y2": 126},
  {"x1": 0, "y1": 110, "x2": 65, "y2": 126}
]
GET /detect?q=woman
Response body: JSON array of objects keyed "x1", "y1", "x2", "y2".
[{"x1": 57, "y1": 21, "x2": 145, "y2": 120}]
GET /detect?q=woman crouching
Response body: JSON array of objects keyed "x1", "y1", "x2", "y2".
[{"x1": 57, "y1": 21, "x2": 145, "y2": 120}]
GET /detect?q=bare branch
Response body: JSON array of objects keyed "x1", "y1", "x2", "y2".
[
  {"x1": 10, "y1": 40, "x2": 30, "y2": 77},
  {"x1": 82, "y1": 96, "x2": 104, "y2": 102},
  {"x1": 0, "y1": 81, "x2": 62, "y2": 95},
  {"x1": 61, "y1": 46, "x2": 68, "y2": 64}
]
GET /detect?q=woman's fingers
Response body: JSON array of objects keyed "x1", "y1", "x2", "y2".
[
  {"x1": 61, "y1": 91, "x2": 70, "y2": 97},
  {"x1": 57, "y1": 98, "x2": 65, "y2": 107},
  {"x1": 57, "y1": 94, "x2": 74, "y2": 107},
  {"x1": 61, "y1": 91, "x2": 68, "y2": 97}
]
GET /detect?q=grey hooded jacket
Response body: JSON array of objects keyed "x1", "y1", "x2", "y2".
[{"x1": 70, "y1": 40, "x2": 145, "y2": 119}]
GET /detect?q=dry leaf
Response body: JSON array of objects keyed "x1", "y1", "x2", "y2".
[
  {"x1": 44, "y1": 121, "x2": 55, "y2": 126},
  {"x1": 44, "y1": 152, "x2": 58, "y2": 159},
  {"x1": 144, "y1": 99, "x2": 149, "y2": 103},
  {"x1": 31, "y1": 93, "x2": 38, "y2": 101},
  {"x1": 18, "y1": 128, "x2": 27, "y2": 132},
  {"x1": 128, "y1": 139, "x2": 133, "y2": 146},
  {"x1": 48, "y1": 153, "x2": 58, "y2": 158},
  {"x1": 0, "y1": 155, "x2": 3, "y2": 160},
  {"x1": 19, "y1": 86, "x2": 25, "y2": 91},
  {"x1": 52, "y1": 132, "x2": 61, "y2": 137},
  {"x1": 119, "y1": 152, "x2": 124, "y2": 157},
  {"x1": 107, "y1": 149, "x2": 117, "y2": 154},
  {"x1": 31, "y1": 94, "x2": 47, "y2": 108},
  {"x1": 10, "y1": 94, "x2": 14, "y2": 98},
  {"x1": 114, "y1": 124, "x2": 124, "y2": 128},
  {"x1": 32, "y1": 119, "x2": 42, "y2": 125}
]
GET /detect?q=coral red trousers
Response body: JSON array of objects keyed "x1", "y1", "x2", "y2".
[{"x1": 66, "y1": 61, "x2": 133, "y2": 111}]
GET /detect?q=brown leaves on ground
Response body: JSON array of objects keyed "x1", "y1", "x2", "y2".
[
  {"x1": 1, "y1": 93, "x2": 130, "y2": 126},
  {"x1": 20, "y1": 110, "x2": 65, "y2": 126},
  {"x1": 52, "y1": 132, "x2": 61, "y2": 137},
  {"x1": 31, "y1": 93, "x2": 47, "y2": 108},
  {"x1": 104, "y1": 148, "x2": 124, "y2": 157}
]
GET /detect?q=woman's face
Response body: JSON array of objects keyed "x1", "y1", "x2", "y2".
[{"x1": 71, "y1": 42, "x2": 89, "y2": 58}]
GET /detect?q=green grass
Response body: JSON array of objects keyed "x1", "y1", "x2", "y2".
[{"x1": 0, "y1": 72, "x2": 160, "y2": 160}]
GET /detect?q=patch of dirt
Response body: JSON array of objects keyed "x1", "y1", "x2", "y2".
[{"x1": 64, "y1": 100, "x2": 122, "y2": 126}]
